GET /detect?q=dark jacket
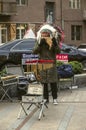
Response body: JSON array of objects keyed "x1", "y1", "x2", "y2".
[
  {"x1": 33, "y1": 38, "x2": 60, "y2": 61},
  {"x1": 33, "y1": 38, "x2": 60, "y2": 83}
]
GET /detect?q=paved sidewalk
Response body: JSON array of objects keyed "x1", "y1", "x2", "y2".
[{"x1": 0, "y1": 87, "x2": 86, "y2": 130}]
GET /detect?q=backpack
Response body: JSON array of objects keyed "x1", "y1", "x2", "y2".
[{"x1": 57, "y1": 64, "x2": 74, "y2": 78}]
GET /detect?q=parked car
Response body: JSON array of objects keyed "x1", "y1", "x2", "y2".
[
  {"x1": 61, "y1": 43, "x2": 86, "y2": 68},
  {"x1": 0, "y1": 38, "x2": 36, "y2": 70},
  {"x1": 0, "y1": 43, "x2": 3, "y2": 46},
  {"x1": 0, "y1": 41, "x2": 86, "y2": 71},
  {"x1": 77, "y1": 43, "x2": 86, "y2": 52}
]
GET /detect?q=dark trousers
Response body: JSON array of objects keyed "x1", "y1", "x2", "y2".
[{"x1": 43, "y1": 82, "x2": 57, "y2": 100}]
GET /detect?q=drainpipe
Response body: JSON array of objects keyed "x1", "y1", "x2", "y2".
[
  {"x1": 60, "y1": 0, "x2": 64, "y2": 30},
  {"x1": 60, "y1": 0, "x2": 62, "y2": 28}
]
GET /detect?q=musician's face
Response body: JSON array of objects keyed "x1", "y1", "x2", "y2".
[{"x1": 41, "y1": 32, "x2": 53, "y2": 49}]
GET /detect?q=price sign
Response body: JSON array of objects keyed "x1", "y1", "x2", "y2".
[{"x1": 56, "y1": 54, "x2": 68, "y2": 63}]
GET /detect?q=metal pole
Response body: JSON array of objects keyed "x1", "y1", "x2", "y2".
[{"x1": 60, "y1": 0, "x2": 62, "y2": 28}]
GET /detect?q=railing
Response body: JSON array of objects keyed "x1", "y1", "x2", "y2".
[{"x1": 0, "y1": 1, "x2": 17, "y2": 15}]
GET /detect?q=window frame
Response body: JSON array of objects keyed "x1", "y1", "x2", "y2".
[
  {"x1": 16, "y1": 24, "x2": 27, "y2": 39},
  {"x1": 45, "y1": 2, "x2": 55, "y2": 24},
  {"x1": 16, "y1": 0, "x2": 27, "y2": 6},
  {"x1": 69, "y1": 0, "x2": 80, "y2": 9},
  {"x1": 71, "y1": 25, "x2": 82, "y2": 41},
  {"x1": 0, "y1": 25, "x2": 7, "y2": 44}
]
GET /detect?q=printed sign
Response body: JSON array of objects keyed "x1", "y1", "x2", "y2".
[
  {"x1": 56, "y1": 54, "x2": 68, "y2": 63},
  {"x1": 22, "y1": 54, "x2": 39, "y2": 65}
]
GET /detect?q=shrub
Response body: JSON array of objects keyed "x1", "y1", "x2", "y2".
[
  {"x1": 56, "y1": 60, "x2": 83, "y2": 74},
  {"x1": 0, "y1": 68, "x2": 6, "y2": 76},
  {"x1": 56, "y1": 60, "x2": 64, "y2": 67},
  {"x1": 69, "y1": 61, "x2": 83, "y2": 74}
]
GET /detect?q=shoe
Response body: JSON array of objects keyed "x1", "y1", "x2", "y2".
[
  {"x1": 43, "y1": 99, "x2": 47, "y2": 102},
  {"x1": 53, "y1": 99, "x2": 58, "y2": 105}
]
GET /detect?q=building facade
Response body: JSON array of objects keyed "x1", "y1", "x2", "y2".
[{"x1": 0, "y1": 0, "x2": 86, "y2": 46}]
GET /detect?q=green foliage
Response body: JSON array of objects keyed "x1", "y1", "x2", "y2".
[
  {"x1": 69, "y1": 61, "x2": 83, "y2": 74},
  {"x1": 56, "y1": 60, "x2": 64, "y2": 67},
  {"x1": 0, "y1": 68, "x2": 7, "y2": 76},
  {"x1": 56, "y1": 60, "x2": 83, "y2": 74}
]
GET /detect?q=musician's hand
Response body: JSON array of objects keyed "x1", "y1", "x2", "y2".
[{"x1": 37, "y1": 74, "x2": 41, "y2": 80}]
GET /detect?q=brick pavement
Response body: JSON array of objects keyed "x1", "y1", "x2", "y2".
[{"x1": 0, "y1": 87, "x2": 86, "y2": 130}]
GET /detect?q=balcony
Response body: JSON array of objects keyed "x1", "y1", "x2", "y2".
[
  {"x1": 83, "y1": 9, "x2": 86, "y2": 21},
  {"x1": 0, "y1": 1, "x2": 17, "y2": 16}
]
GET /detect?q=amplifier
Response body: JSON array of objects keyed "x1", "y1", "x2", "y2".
[{"x1": 2, "y1": 77, "x2": 18, "y2": 86}]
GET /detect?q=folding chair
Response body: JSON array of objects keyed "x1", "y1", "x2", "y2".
[
  {"x1": 0, "y1": 74, "x2": 18, "y2": 101},
  {"x1": 58, "y1": 76, "x2": 74, "y2": 93},
  {"x1": 18, "y1": 72, "x2": 48, "y2": 120}
]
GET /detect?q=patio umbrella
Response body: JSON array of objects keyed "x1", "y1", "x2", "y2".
[{"x1": 23, "y1": 28, "x2": 36, "y2": 39}]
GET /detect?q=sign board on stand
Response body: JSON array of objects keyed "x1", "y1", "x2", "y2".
[
  {"x1": 22, "y1": 54, "x2": 54, "y2": 75},
  {"x1": 56, "y1": 54, "x2": 68, "y2": 63},
  {"x1": 22, "y1": 54, "x2": 39, "y2": 65},
  {"x1": 22, "y1": 54, "x2": 39, "y2": 75}
]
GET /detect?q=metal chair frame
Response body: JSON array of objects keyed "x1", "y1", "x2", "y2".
[
  {"x1": 58, "y1": 76, "x2": 74, "y2": 93},
  {"x1": 0, "y1": 65, "x2": 26, "y2": 102},
  {"x1": 17, "y1": 72, "x2": 48, "y2": 120}
]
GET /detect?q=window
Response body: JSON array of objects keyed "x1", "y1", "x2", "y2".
[
  {"x1": 0, "y1": 25, "x2": 7, "y2": 44},
  {"x1": 16, "y1": 0, "x2": 27, "y2": 6},
  {"x1": 69, "y1": 0, "x2": 80, "y2": 9},
  {"x1": 16, "y1": 24, "x2": 27, "y2": 39},
  {"x1": 45, "y1": 2, "x2": 55, "y2": 24},
  {"x1": 71, "y1": 25, "x2": 82, "y2": 40},
  {"x1": 1, "y1": 29, "x2": 7, "y2": 43},
  {"x1": 0, "y1": 2, "x2": 1, "y2": 12}
]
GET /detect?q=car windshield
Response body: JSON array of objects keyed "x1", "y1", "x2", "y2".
[
  {"x1": 0, "y1": 39, "x2": 22, "y2": 50},
  {"x1": 11, "y1": 39, "x2": 35, "y2": 51}
]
